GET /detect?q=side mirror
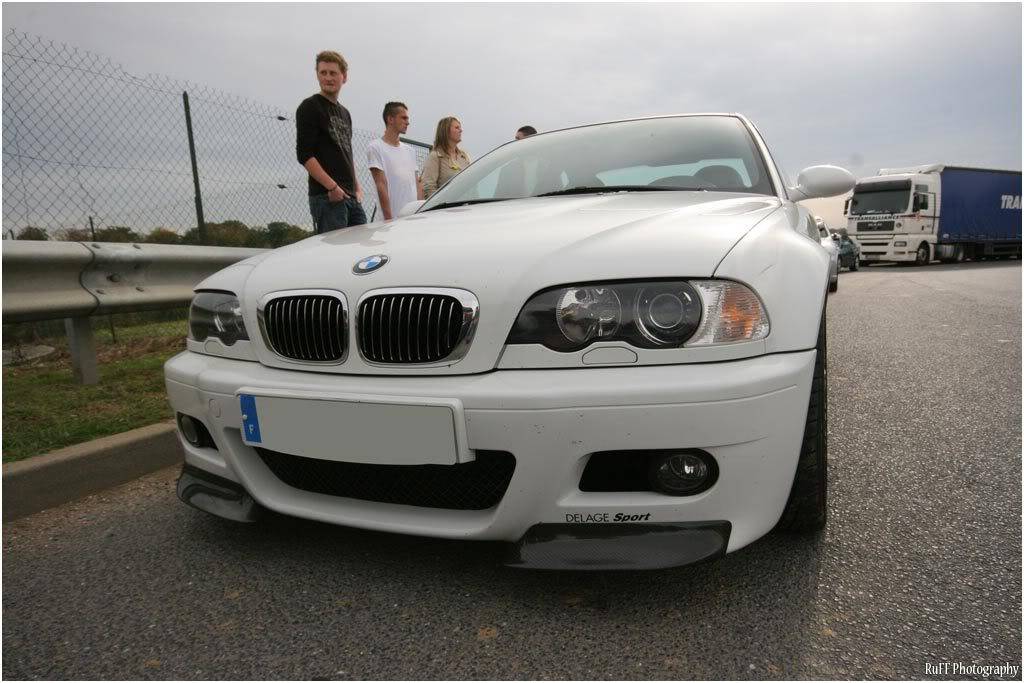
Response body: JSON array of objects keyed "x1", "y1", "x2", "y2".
[
  {"x1": 843, "y1": 198, "x2": 851, "y2": 215},
  {"x1": 398, "y1": 199, "x2": 426, "y2": 218},
  {"x1": 912, "y1": 194, "x2": 921, "y2": 212},
  {"x1": 788, "y1": 165, "x2": 856, "y2": 201}
]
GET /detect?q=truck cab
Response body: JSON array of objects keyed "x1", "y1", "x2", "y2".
[{"x1": 845, "y1": 167, "x2": 939, "y2": 265}]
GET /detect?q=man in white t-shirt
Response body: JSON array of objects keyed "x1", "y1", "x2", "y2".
[{"x1": 367, "y1": 102, "x2": 423, "y2": 220}]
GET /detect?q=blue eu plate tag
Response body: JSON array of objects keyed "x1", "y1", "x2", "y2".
[{"x1": 239, "y1": 394, "x2": 262, "y2": 444}]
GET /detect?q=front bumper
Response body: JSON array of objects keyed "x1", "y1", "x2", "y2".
[
  {"x1": 165, "y1": 349, "x2": 816, "y2": 561},
  {"x1": 855, "y1": 235, "x2": 917, "y2": 261}
]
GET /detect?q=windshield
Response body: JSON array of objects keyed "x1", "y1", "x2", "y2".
[
  {"x1": 849, "y1": 180, "x2": 911, "y2": 215},
  {"x1": 421, "y1": 116, "x2": 775, "y2": 210}
]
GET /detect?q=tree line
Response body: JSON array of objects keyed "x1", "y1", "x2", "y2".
[{"x1": 10, "y1": 221, "x2": 312, "y2": 249}]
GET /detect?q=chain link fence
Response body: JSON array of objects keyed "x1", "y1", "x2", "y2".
[{"x1": 2, "y1": 28, "x2": 430, "y2": 244}]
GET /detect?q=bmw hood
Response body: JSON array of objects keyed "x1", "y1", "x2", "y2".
[{"x1": 237, "y1": 192, "x2": 780, "y2": 374}]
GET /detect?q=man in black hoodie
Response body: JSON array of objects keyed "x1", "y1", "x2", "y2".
[{"x1": 295, "y1": 50, "x2": 366, "y2": 233}]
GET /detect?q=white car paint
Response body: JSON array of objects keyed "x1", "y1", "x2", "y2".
[{"x1": 165, "y1": 114, "x2": 851, "y2": 569}]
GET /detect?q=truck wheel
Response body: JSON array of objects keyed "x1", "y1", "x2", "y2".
[
  {"x1": 858, "y1": 259, "x2": 868, "y2": 268},
  {"x1": 775, "y1": 314, "x2": 828, "y2": 533},
  {"x1": 850, "y1": 258, "x2": 860, "y2": 271},
  {"x1": 914, "y1": 244, "x2": 930, "y2": 266}
]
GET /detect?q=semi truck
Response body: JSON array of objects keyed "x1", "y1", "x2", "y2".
[{"x1": 845, "y1": 165, "x2": 1022, "y2": 265}]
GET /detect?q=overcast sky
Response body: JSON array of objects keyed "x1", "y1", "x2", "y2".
[{"x1": 4, "y1": 2, "x2": 1022, "y2": 226}]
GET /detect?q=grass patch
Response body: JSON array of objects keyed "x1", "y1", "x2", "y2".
[{"x1": 2, "y1": 319, "x2": 188, "y2": 463}]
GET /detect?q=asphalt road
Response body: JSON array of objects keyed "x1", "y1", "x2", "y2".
[{"x1": 4, "y1": 261, "x2": 1021, "y2": 680}]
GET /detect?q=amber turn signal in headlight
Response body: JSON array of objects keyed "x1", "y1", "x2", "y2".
[{"x1": 685, "y1": 281, "x2": 769, "y2": 346}]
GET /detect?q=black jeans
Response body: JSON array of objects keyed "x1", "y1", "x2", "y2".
[{"x1": 309, "y1": 194, "x2": 367, "y2": 234}]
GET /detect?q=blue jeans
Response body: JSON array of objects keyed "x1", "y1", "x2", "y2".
[{"x1": 309, "y1": 194, "x2": 367, "y2": 234}]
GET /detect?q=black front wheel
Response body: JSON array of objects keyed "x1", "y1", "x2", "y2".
[
  {"x1": 914, "y1": 244, "x2": 930, "y2": 266},
  {"x1": 775, "y1": 314, "x2": 828, "y2": 533}
]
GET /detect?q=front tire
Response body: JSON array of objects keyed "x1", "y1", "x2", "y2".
[
  {"x1": 775, "y1": 314, "x2": 828, "y2": 533},
  {"x1": 914, "y1": 243, "x2": 930, "y2": 266}
]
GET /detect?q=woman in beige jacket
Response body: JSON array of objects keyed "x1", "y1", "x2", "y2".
[{"x1": 421, "y1": 116, "x2": 471, "y2": 198}]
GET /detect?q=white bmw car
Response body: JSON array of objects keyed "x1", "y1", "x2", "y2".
[{"x1": 166, "y1": 114, "x2": 853, "y2": 570}]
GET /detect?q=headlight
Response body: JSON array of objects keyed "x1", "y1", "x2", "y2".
[
  {"x1": 634, "y1": 283, "x2": 702, "y2": 345},
  {"x1": 189, "y1": 291, "x2": 249, "y2": 346},
  {"x1": 507, "y1": 279, "x2": 767, "y2": 352},
  {"x1": 555, "y1": 287, "x2": 621, "y2": 345}
]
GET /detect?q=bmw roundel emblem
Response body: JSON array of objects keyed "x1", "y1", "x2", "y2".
[{"x1": 353, "y1": 254, "x2": 389, "y2": 275}]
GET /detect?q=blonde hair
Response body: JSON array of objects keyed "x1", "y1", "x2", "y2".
[
  {"x1": 432, "y1": 116, "x2": 462, "y2": 156},
  {"x1": 315, "y1": 50, "x2": 348, "y2": 75}
]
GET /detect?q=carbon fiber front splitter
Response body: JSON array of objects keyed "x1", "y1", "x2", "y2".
[
  {"x1": 177, "y1": 465, "x2": 262, "y2": 523},
  {"x1": 505, "y1": 522, "x2": 731, "y2": 570}
]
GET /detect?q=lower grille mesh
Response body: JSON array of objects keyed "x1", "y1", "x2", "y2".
[{"x1": 255, "y1": 448, "x2": 516, "y2": 510}]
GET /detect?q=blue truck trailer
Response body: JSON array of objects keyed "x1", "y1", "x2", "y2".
[{"x1": 845, "y1": 164, "x2": 1022, "y2": 264}]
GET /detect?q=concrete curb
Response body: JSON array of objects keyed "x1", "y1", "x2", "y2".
[{"x1": 3, "y1": 421, "x2": 182, "y2": 521}]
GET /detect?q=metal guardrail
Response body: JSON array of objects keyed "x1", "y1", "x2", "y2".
[
  {"x1": 2, "y1": 241, "x2": 265, "y2": 324},
  {"x1": 2, "y1": 240, "x2": 265, "y2": 384}
]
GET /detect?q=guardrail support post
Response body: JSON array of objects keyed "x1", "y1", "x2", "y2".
[{"x1": 64, "y1": 317, "x2": 98, "y2": 385}]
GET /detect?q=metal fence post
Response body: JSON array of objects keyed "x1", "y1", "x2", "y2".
[
  {"x1": 182, "y1": 91, "x2": 206, "y2": 244},
  {"x1": 64, "y1": 317, "x2": 98, "y2": 384}
]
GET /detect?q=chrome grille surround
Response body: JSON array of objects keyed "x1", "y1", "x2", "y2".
[
  {"x1": 257, "y1": 289, "x2": 349, "y2": 364},
  {"x1": 355, "y1": 288, "x2": 480, "y2": 366}
]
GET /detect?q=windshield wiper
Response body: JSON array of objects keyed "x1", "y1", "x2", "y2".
[
  {"x1": 424, "y1": 185, "x2": 704, "y2": 211},
  {"x1": 422, "y1": 198, "x2": 512, "y2": 212},
  {"x1": 536, "y1": 185, "x2": 707, "y2": 197}
]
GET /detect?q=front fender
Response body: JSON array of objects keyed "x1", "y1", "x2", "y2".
[{"x1": 713, "y1": 206, "x2": 829, "y2": 353}]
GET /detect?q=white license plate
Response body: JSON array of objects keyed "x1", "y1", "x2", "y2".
[{"x1": 237, "y1": 390, "x2": 466, "y2": 465}]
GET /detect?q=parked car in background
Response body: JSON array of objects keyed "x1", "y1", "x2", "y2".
[
  {"x1": 834, "y1": 229, "x2": 861, "y2": 270},
  {"x1": 816, "y1": 217, "x2": 840, "y2": 292},
  {"x1": 167, "y1": 114, "x2": 854, "y2": 570}
]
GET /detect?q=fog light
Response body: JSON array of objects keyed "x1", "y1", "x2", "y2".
[
  {"x1": 894, "y1": 241, "x2": 907, "y2": 247},
  {"x1": 648, "y1": 450, "x2": 717, "y2": 496},
  {"x1": 176, "y1": 412, "x2": 217, "y2": 449},
  {"x1": 177, "y1": 414, "x2": 202, "y2": 445}
]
